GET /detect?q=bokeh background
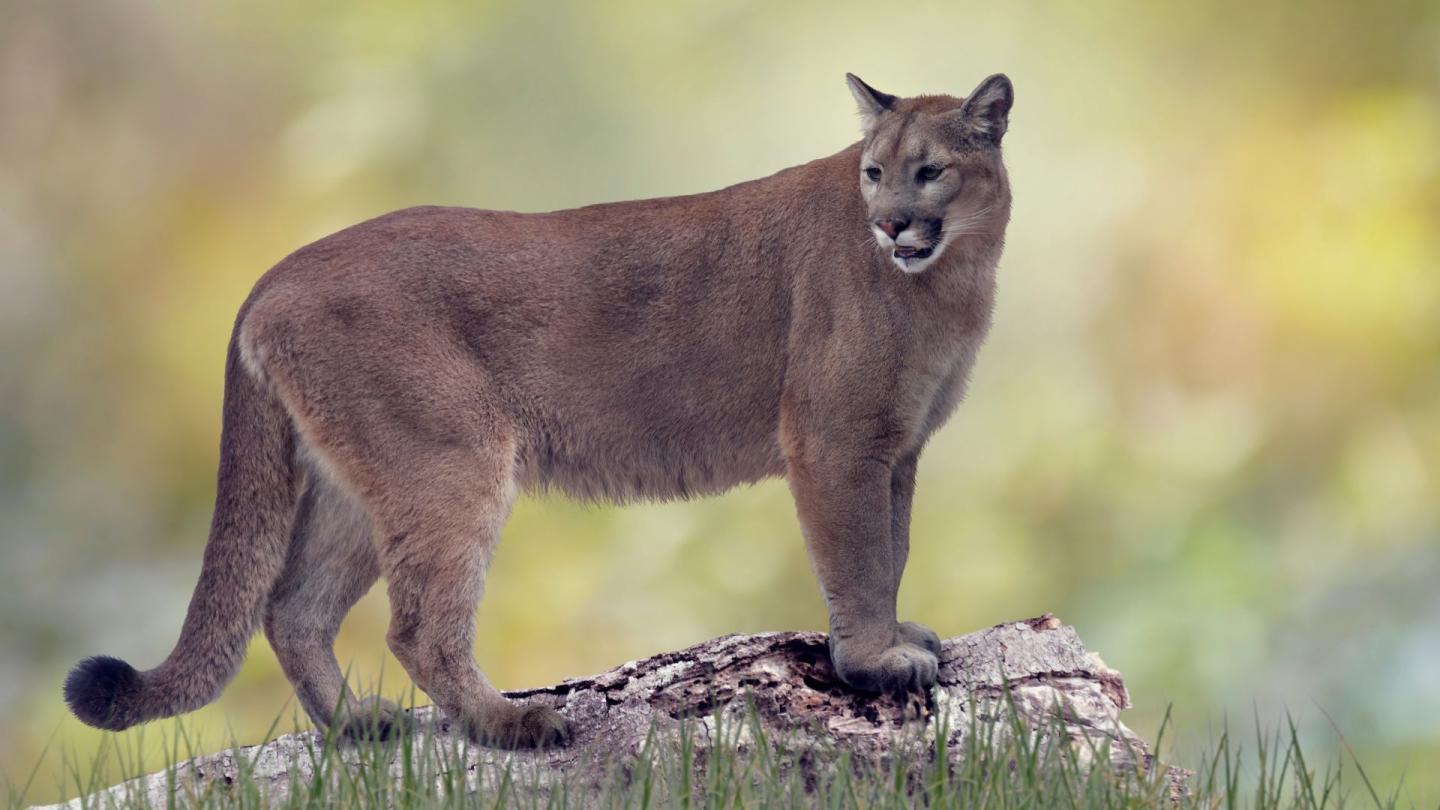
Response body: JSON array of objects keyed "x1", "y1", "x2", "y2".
[{"x1": 3, "y1": 0, "x2": 1439, "y2": 803}]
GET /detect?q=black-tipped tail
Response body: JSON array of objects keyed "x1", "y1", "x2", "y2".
[
  {"x1": 64, "y1": 313, "x2": 299, "y2": 732},
  {"x1": 64, "y1": 656, "x2": 145, "y2": 731}
]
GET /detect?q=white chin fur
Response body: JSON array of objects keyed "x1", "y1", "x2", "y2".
[
  {"x1": 891, "y1": 242, "x2": 945, "y2": 275},
  {"x1": 873, "y1": 226, "x2": 945, "y2": 274}
]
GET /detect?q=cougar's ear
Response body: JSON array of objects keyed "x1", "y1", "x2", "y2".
[
  {"x1": 845, "y1": 73, "x2": 897, "y2": 133},
  {"x1": 958, "y1": 73, "x2": 1014, "y2": 144}
]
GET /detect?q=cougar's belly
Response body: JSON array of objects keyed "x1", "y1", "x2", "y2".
[
  {"x1": 513, "y1": 399, "x2": 788, "y2": 504},
  {"x1": 505, "y1": 340, "x2": 791, "y2": 503}
]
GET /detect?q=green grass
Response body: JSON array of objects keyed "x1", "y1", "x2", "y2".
[{"x1": 5, "y1": 697, "x2": 1417, "y2": 810}]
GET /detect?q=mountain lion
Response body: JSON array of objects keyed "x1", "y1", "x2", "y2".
[{"x1": 65, "y1": 72, "x2": 1014, "y2": 749}]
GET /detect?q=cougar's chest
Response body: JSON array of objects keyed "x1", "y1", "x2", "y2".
[{"x1": 895, "y1": 285, "x2": 995, "y2": 452}]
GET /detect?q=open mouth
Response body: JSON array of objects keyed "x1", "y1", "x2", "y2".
[{"x1": 893, "y1": 246, "x2": 934, "y2": 261}]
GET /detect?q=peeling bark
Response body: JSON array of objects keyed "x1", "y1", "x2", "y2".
[{"x1": 37, "y1": 615, "x2": 1189, "y2": 807}]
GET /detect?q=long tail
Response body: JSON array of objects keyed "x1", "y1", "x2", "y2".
[{"x1": 65, "y1": 324, "x2": 298, "y2": 731}]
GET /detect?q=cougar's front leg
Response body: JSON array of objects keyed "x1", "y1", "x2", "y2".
[
  {"x1": 786, "y1": 447, "x2": 938, "y2": 695},
  {"x1": 889, "y1": 453, "x2": 941, "y2": 657}
]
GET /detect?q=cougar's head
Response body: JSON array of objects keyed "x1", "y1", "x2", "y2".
[{"x1": 846, "y1": 73, "x2": 1013, "y2": 275}]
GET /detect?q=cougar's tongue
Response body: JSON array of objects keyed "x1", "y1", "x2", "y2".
[{"x1": 894, "y1": 246, "x2": 932, "y2": 259}]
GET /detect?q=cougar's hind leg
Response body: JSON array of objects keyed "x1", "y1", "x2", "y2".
[
  {"x1": 373, "y1": 432, "x2": 569, "y2": 749},
  {"x1": 259, "y1": 334, "x2": 569, "y2": 750},
  {"x1": 263, "y1": 457, "x2": 397, "y2": 738}
]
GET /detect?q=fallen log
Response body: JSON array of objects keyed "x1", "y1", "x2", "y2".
[{"x1": 37, "y1": 614, "x2": 1189, "y2": 807}]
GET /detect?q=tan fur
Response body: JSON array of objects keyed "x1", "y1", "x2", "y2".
[{"x1": 65, "y1": 74, "x2": 1014, "y2": 748}]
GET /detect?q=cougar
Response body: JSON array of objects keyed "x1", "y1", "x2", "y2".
[{"x1": 65, "y1": 73, "x2": 1014, "y2": 748}]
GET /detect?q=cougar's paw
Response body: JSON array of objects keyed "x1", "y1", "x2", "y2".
[
  {"x1": 475, "y1": 704, "x2": 572, "y2": 750},
  {"x1": 335, "y1": 697, "x2": 406, "y2": 741},
  {"x1": 835, "y1": 643, "x2": 939, "y2": 696},
  {"x1": 897, "y1": 621, "x2": 942, "y2": 657}
]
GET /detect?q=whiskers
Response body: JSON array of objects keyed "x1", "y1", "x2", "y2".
[
  {"x1": 939, "y1": 206, "x2": 996, "y2": 241},
  {"x1": 927, "y1": 205, "x2": 996, "y2": 259}
]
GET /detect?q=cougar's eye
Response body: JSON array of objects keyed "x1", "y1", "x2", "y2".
[
  {"x1": 918, "y1": 165, "x2": 944, "y2": 183},
  {"x1": 864, "y1": 166, "x2": 882, "y2": 182}
]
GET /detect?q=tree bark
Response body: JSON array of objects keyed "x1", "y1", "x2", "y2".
[{"x1": 37, "y1": 615, "x2": 1189, "y2": 807}]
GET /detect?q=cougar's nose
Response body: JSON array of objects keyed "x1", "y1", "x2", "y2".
[{"x1": 876, "y1": 219, "x2": 910, "y2": 239}]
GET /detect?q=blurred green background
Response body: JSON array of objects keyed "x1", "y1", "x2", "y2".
[{"x1": 3, "y1": 0, "x2": 1439, "y2": 803}]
